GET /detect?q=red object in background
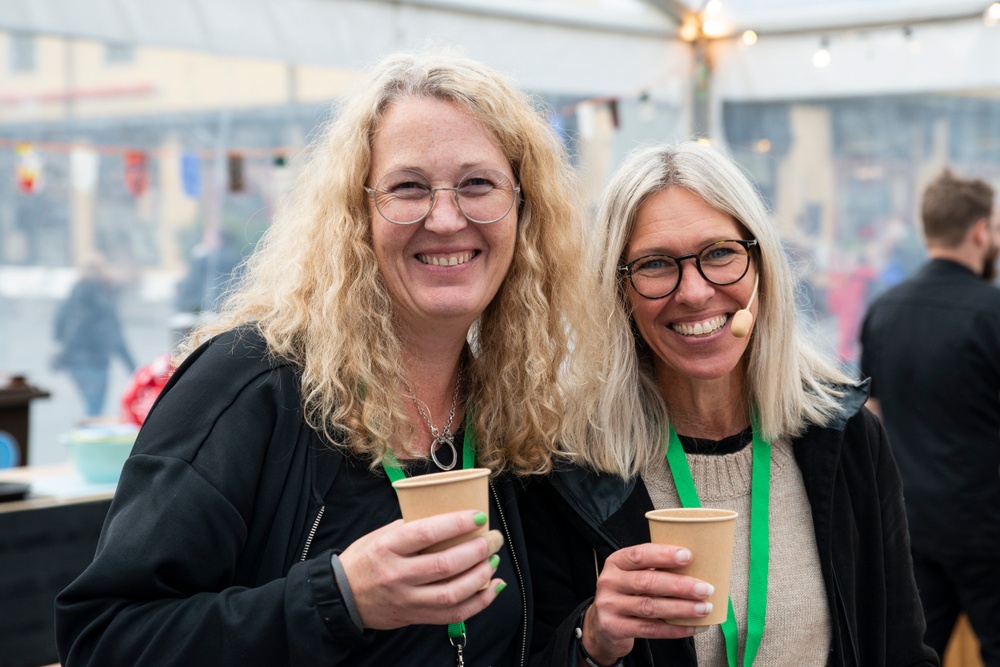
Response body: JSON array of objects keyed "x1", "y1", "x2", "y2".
[
  {"x1": 15, "y1": 142, "x2": 42, "y2": 194},
  {"x1": 120, "y1": 354, "x2": 174, "y2": 426},
  {"x1": 123, "y1": 151, "x2": 149, "y2": 196}
]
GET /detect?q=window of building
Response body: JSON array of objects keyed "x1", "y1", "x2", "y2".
[
  {"x1": 104, "y1": 42, "x2": 135, "y2": 64},
  {"x1": 9, "y1": 32, "x2": 36, "y2": 73}
]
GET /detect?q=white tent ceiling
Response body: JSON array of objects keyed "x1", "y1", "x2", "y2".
[
  {"x1": 0, "y1": 0, "x2": 681, "y2": 97},
  {"x1": 2, "y1": 0, "x2": 995, "y2": 97}
]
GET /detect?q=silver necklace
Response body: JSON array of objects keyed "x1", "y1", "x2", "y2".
[{"x1": 405, "y1": 362, "x2": 463, "y2": 470}]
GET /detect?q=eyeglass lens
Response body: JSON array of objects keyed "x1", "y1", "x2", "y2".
[
  {"x1": 371, "y1": 169, "x2": 516, "y2": 224},
  {"x1": 629, "y1": 240, "x2": 751, "y2": 298}
]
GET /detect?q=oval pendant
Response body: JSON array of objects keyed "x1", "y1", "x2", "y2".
[{"x1": 430, "y1": 436, "x2": 458, "y2": 470}]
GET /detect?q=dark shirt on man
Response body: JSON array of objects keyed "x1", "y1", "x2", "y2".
[{"x1": 860, "y1": 258, "x2": 1000, "y2": 557}]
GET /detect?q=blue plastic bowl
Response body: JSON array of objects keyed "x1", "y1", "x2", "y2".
[{"x1": 65, "y1": 424, "x2": 138, "y2": 484}]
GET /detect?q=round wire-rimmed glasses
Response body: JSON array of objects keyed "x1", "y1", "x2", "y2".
[
  {"x1": 364, "y1": 168, "x2": 520, "y2": 225},
  {"x1": 621, "y1": 239, "x2": 758, "y2": 299}
]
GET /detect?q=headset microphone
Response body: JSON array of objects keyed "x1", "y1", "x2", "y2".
[{"x1": 731, "y1": 273, "x2": 759, "y2": 338}]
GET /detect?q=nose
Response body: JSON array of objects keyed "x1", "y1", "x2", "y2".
[
  {"x1": 672, "y1": 259, "x2": 715, "y2": 306},
  {"x1": 422, "y1": 188, "x2": 468, "y2": 235}
]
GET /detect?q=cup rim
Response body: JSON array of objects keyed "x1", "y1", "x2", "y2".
[
  {"x1": 645, "y1": 508, "x2": 738, "y2": 522},
  {"x1": 391, "y1": 467, "x2": 491, "y2": 489}
]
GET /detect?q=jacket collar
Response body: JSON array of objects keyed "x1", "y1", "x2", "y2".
[{"x1": 549, "y1": 380, "x2": 871, "y2": 547}]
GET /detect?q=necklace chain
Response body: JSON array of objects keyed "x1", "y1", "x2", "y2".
[{"x1": 404, "y1": 361, "x2": 464, "y2": 469}]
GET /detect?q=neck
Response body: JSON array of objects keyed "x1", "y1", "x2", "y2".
[
  {"x1": 928, "y1": 243, "x2": 983, "y2": 275},
  {"x1": 397, "y1": 336, "x2": 467, "y2": 458},
  {"x1": 656, "y1": 363, "x2": 749, "y2": 440}
]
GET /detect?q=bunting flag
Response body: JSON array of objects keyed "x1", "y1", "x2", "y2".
[
  {"x1": 227, "y1": 153, "x2": 244, "y2": 192},
  {"x1": 123, "y1": 151, "x2": 149, "y2": 196},
  {"x1": 608, "y1": 99, "x2": 620, "y2": 129},
  {"x1": 70, "y1": 147, "x2": 99, "y2": 193},
  {"x1": 576, "y1": 101, "x2": 597, "y2": 140},
  {"x1": 180, "y1": 152, "x2": 201, "y2": 198},
  {"x1": 639, "y1": 90, "x2": 656, "y2": 122},
  {"x1": 270, "y1": 153, "x2": 293, "y2": 201},
  {"x1": 15, "y1": 143, "x2": 43, "y2": 194}
]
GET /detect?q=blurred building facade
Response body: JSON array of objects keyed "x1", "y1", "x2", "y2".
[{"x1": 2, "y1": 0, "x2": 1000, "y2": 464}]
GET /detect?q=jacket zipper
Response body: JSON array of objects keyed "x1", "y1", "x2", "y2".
[
  {"x1": 300, "y1": 505, "x2": 326, "y2": 561},
  {"x1": 491, "y1": 482, "x2": 527, "y2": 667}
]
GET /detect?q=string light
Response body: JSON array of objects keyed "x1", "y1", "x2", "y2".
[
  {"x1": 679, "y1": 17, "x2": 700, "y2": 41},
  {"x1": 702, "y1": 18, "x2": 727, "y2": 38},
  {"x1": 985, "y1": 2, "x2": 1000, "y2": 27},
  {"x1": 741, "y1": 30, "x2": 758, "y2": 46},
  {"x1": 903, "y1": 25, "x2": 921, "y2": 54},
  {"x1": 813, "y1": 37, "x2": 831, "y2": 68}
]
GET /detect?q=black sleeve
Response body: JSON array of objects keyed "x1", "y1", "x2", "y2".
[
  {"x1": 55, "y1": 334, "x2": 374, "y2": 666},
  {"x1": 518, "y1": 476, "x2": 600, "y2": 667}
]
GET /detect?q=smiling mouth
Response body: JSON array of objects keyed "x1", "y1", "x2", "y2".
[
  {"x1": 416, "y1": 250, "x2": 477, "y2": 267},
  {"x1": 671, "y1": 314, "x2": 729, "y2": 337}
]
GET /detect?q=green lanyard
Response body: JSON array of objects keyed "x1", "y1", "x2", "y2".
[
  {"x1": 382, "y1": 413, "x2": 477, "y2": 665},
  {"x1": 664, "y1": 419, "x2": 771, "y2": 667}
]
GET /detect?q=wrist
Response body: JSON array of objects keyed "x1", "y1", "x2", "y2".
[
  {"x1": 330, "y1": 550, "x2": 364, "y2": 632},
  {"x1": 574, "y1": 605, "x2": 625, "y2": 667}
]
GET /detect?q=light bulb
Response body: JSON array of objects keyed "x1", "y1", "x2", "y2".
[
  {"x1": 813, "y1": 38, "x2": 831, "y2": 68},
  {"x1": 985, "y1": 2, "x2": 1000, "y2": 27},
  {"x1": 742, "y1": 30, "x2": 758, "y2": 46}
]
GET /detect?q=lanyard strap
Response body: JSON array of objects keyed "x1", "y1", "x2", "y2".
[
  {"x1": 382, "y1": 412, "x2": 477, "y2": 656},
  {"x1": 665, "y1": 419, "x2": 771, "y2": 667}
]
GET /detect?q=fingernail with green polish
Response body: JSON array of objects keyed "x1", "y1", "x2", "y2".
[
  {"x1": 494, "y1": 581, "x2": 507, "y2": 594},
  {"x1": 473, "y1": 512, "x2": 488, "y2": 526},
  {"x1": 489, "y1": 554, "x2": 500, "y2": 571}
]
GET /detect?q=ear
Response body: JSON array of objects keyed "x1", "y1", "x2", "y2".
[{"x1": 970, "y1": 217, "x2": 990, "y2": 247}]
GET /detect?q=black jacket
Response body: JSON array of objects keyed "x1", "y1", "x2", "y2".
[
  {"x1": 519, "y1": 384, "x2": 939, "y2": 667},
  {"x1": 55, "y1": 327, "x2": 533, "y2": 666}
]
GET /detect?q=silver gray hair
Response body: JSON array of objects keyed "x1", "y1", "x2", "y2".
[{"x1": 570, "y1": 141, "x2": 853, "y2": 477}]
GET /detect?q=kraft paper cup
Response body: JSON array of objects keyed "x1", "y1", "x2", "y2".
[
  {"x1": 392, "y1": 468, "x2": 491, "y2": 553},
  {"x1": 645, "y1": 507, "x2": 738, "y2": 626}
]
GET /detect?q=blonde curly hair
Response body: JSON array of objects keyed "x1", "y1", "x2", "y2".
[{"x1": 183, "y1": 49, "x2": 600, "y2": 475}]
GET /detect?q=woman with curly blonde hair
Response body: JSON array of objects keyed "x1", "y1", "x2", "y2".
[{"x1": 56, "y1": 49, "x2": 600, "y2": 667}]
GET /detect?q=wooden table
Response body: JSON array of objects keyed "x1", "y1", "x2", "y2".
[{"x1": 0, "y1": 464, "x2": 115, "y2": 667}]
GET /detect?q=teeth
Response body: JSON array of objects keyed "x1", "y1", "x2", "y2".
[
  {"x1": 417, "y1": 251, "x2": 475, "y2": 266},
  {"x1": 672, "y1": 314, "x2": 728, "y2": 337}
]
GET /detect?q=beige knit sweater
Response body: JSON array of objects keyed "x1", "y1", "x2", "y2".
[{"x1": 643, "y1": 438, "x2": 832, "y2": 666}]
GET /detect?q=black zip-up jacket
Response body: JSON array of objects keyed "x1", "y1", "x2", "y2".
[
  {"x1": 55, "y1": 327, "x2": 533, "y2": 666},
  {"x1": 519, "y1": 383, "x2": 939, "y2": 667}
]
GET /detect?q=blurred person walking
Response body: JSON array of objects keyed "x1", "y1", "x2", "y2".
[
  {"x1": 52, "y1": 256, "x2": 137, "y2": 417},
  {"x1": 860, "y1": 168, "x2": 1000, "y2": 665}
]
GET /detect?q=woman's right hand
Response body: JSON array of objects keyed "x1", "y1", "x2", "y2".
[
  {"x1": 337, "y1": 510, "x2": 505, "y2": 630},
  {"x1": 580, "y1": 543, "x2": 715, "y2": 664}
]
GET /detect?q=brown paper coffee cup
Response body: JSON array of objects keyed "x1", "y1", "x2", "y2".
[
  {"x1": 645, "y1": 507, "x2": 738, "y2": 626},
  {"x1": 392, "y1": 468, "x2": 491, "y2": 553}
]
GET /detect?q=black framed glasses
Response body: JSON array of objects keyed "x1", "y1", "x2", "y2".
[
  {"x1": 364, "y1": 168, "x2": 520, "y2": 225},
  {"x1": 621, "y1": 239, "x2": 758, "y2": 299}
]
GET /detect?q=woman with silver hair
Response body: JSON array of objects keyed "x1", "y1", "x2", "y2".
[
  {"x1": 56, "y1": 50, "x2": 601, "y2": 666},
  {"x1": 521, "y1": 142, "x2": 937, "y2": 666}
]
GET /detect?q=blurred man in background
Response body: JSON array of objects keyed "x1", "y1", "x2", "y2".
[
  {"x1": 860, "y1": 168, "x2": 1000, "y2": 665},
  {"x1": 52, "y1": 255, "x2": 137, "y2": 417}
]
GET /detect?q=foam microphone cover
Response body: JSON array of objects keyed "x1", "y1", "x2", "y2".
[{"x1": 731, "y1": 309, "x2": 753, "y2": 338}]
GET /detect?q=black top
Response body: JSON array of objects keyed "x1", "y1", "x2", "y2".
[
  {"x1": 860, "y1": 258, "x2": 1000, "y2": 556},
  {"x1": 316, "y1": 430, "x2": 522, "y2": 666},
  {"x1": 55, "y1": 327, "x2": 533, "y2": 667},
  {"x1": 519, "y1": 385, "x2": 938, "y2": 667}
]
